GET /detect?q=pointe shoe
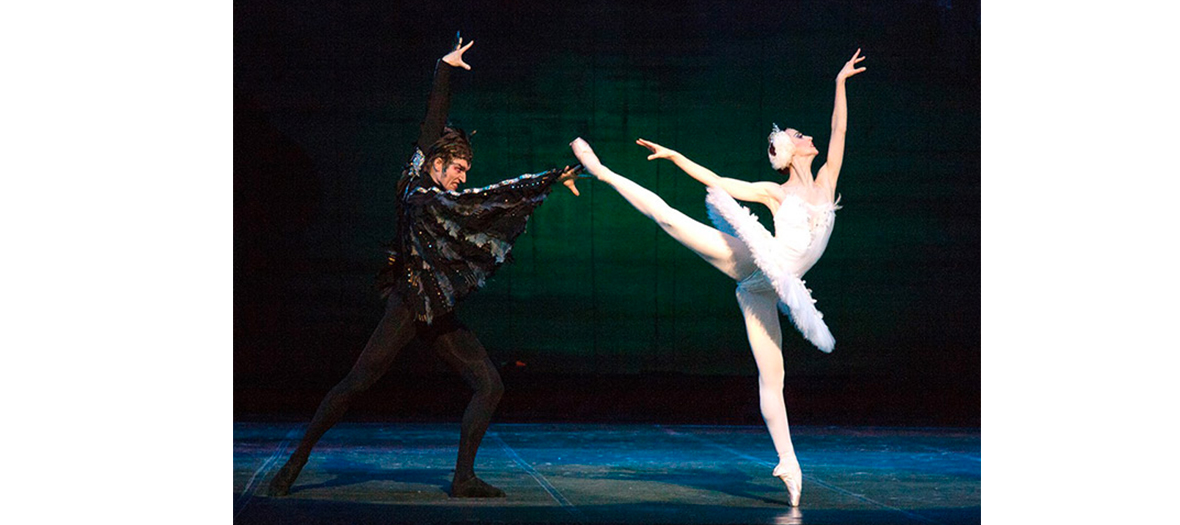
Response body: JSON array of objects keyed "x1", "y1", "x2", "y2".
[
  {"x1": 772, "y1": 462, "x2": 803, "y2": 507},
  {"x1": 569, "y1": 138, "x2": 605, "y2": 177}
]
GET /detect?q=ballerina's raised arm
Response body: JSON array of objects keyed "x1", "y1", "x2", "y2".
[
  {"x1": 635, "y1": 138, "x2": 786, "y2": 213},
  {"x1": 815, "y1": 48, "x2": 866, "y2": 198}
]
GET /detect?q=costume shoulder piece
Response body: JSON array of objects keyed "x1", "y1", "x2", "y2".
[{"x1": 381, "y1": 150, "x2": 566, "y2": 324}]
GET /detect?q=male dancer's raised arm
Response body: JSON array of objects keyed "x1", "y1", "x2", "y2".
[
  {"x1": 269, "y1": 35, "x2": 580, "y2": 500},
  {"x1": 417, "y1": 37, "x2": 471, "y2": 150}
]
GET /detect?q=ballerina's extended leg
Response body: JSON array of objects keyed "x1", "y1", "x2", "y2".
[{"x1": 571, "y1": 138, "x2": 755, "y2": 280}]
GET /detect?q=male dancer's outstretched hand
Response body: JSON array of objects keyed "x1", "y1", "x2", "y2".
[
  {"x1": 558, "y1": 165, "x2": 585, "y2": 196},
  {"x1": 443, "y1": 35, "x2": 474, "y2": 70}
]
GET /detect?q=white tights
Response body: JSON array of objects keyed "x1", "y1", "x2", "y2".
[{"x1": 592, "y1": 166, "x2": 798, "y2": 468}]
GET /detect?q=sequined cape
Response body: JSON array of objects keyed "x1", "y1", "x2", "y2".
[{"x1": 376, "y1": 149, "x2": 565, "y2": 323}]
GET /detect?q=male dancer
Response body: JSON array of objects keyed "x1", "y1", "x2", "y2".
[{"x1": 267, "y1": 36, "x2": 581, "y2": 498}]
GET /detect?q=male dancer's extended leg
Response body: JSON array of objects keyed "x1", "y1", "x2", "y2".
[
  {"x1": 736, "y1": 286, "x2": 803, "y2": 506},
  {"x1": 267, "y1": 294, "x2": 418, "y2": 496},
  {"x1": 430, "y1": 328, "x2": 506, "y2": 497},
  {"x1": 571, "y1": 138, "x2": 756, "y2": 280}
]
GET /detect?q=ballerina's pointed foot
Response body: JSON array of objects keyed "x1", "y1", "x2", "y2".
[
  {"x1": 570, "y1": 138, "x2": 606, "y2": 178},
  {"x1": 451, "y1": 476, "x2": 506, "y2": 498},
  {"x1": 772, "y1": 462, "x2": 803, "y2": 507}
]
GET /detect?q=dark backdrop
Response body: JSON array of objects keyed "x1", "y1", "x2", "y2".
[{"x1": 234, "y1": 0, "x2": 980, "y2": 426}]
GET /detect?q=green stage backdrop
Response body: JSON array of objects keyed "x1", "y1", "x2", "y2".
[{"x1": 235, "y1": 0, "x2": 979, "y2": 410}]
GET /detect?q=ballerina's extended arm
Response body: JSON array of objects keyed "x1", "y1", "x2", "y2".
[
  {"x1": 815, "y1": 48, "x2": 866, "y2": 196},
  {"x1": 635, "y1": 138, "x2": 784, "y2": 211}
]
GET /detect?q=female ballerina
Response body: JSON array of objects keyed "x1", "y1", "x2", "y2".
[{"x1": 570, "y1": 49, "x2": 866, "y2": 506}]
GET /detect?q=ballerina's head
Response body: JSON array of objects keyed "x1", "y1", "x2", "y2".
[{"x1": 768, "y1": 124, "x2": 818, "y2": 174}]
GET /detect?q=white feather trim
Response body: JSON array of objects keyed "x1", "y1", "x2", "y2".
[
  {"x1": 706, "y1": 186, "x2": 835, "y2": 353},
  {"x1": 768, "y1": 128, "x2": 795, "y2": 171}
]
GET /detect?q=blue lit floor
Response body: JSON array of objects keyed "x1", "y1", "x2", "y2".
[{"x1": 234, "y1": 423, "x2": 980, "y2": 524}]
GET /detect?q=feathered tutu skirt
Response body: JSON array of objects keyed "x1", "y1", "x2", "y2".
[{"x1": 704, "y1": 186, "x2": 836, "y2": 353}]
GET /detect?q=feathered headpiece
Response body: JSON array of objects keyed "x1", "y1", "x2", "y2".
[{"x1": 767, "y1": 124, "x2": 795, "y2": 171}]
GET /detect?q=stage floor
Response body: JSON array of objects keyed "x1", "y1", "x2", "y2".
[{"x1": 234, "y1": 423, "x2": 980, "y2": 524}]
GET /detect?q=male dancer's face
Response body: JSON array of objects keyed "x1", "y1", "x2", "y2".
[{"x1": 431, "y1": 158, "x2": 470, "y2": 191}]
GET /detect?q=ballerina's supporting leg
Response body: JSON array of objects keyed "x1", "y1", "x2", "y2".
[
  {"x1": 736, "y1": 286, "x2": 803, "y2": 506},
  {"x1": 571, "y1": 139, "x2": 756, "y2": 280}
]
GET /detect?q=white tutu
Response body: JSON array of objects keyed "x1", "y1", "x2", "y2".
[{"x1": 705, "y1": 186, "x2": 838, "y2": 353}]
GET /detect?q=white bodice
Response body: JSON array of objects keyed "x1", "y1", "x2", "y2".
[{"x1": 771, "y1": 194, "x2": 839, "y2": 277}]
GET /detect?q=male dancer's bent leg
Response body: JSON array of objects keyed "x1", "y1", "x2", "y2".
[
  {"x1": 429, "y1": 327, "x2": 506, "y2": 497},
  {"x1": 267, "y1": 294, "x2": 417, "y2": 496}
]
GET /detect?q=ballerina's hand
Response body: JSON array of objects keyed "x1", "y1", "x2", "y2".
[
  {"x1": 558, "y1": 165, "x2": 585, "y2": 196},
  {"x1": 442, "y1": 35, "x2": 474, "y2": 70},
  {"x1": 636, "y1": 138, "x2": 678, "y2": 161},
  {"x1": 836, "y1": 48, "x2": 866, "y2": 82}
]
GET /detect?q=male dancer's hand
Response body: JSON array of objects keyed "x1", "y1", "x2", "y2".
[
  {"x1": 442, "y1": 35, "x2": 474, "y2": 70},
  {"x1": 558, "y1": 165, "x2": 585, "y2": 196}
]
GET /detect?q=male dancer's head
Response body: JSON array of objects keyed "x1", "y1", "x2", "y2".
[{"x1": 425, "y1": 127, "x2": 473, "y2": 190}]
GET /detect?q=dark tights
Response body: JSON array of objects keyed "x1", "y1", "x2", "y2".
[{"x1": 267, "y1": 294, "x2": 504, "y2": 497}]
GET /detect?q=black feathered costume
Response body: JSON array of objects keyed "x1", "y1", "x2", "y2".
[
  {"x1": 268, "y1": 57, "x2": 568, "y2": 499},
  {"x1": 377, "y1": 147, "x2": 566, "y2": 324}
]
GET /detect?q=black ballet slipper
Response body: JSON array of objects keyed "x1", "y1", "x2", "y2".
[
  {"x1": 450, "y1": 476, "x2": 506, "y2": 498},
  {"x1": 266, "y1": 455, "x2": 307, "y2": 497}
]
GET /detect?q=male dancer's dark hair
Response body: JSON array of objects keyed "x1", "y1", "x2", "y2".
[{"x1": 425, "y1": 126, "x2": 473, "y2": 169}]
